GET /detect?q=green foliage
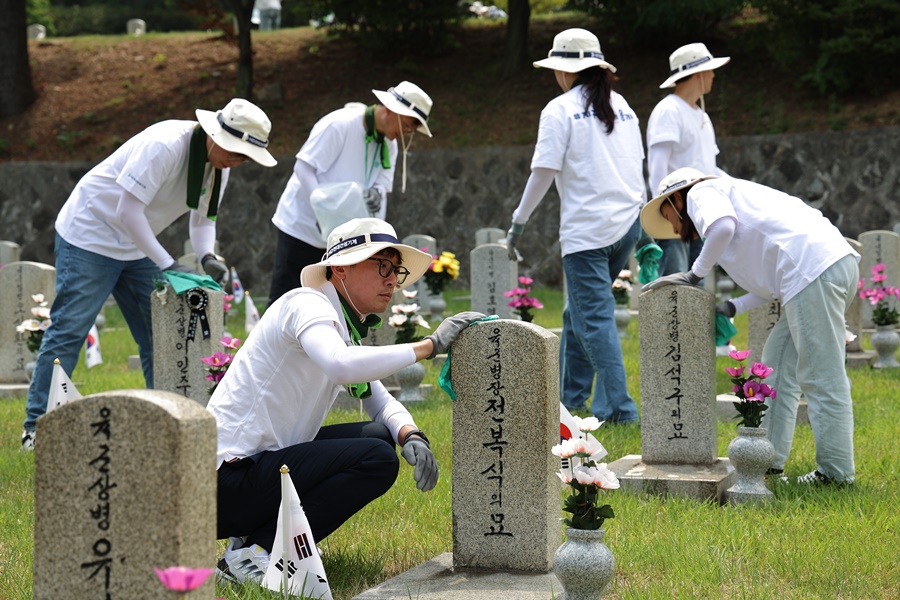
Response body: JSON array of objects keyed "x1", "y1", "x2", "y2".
[
  {"x1": 47, "y1": 4, "x2": 207, "y2": 36},
  {"x1": 27, "y1": 0, "x2": 55, "y2": 34},
  {"x1": 490, "y1": 0, "x2": 568, "y2": 15}
]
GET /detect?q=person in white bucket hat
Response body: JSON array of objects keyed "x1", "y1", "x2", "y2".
[
  {"x1": 505, "y1": 28, "x2": 644, "y2": 424},
  {"x1": 20, "y1": 98, "x2": 275, "y2": 451},
  {"x1": 647, "y1": 43, "x2": 730, "y2": 280},
  {"x1": 641, "y1": 168, "x2": 860, "y2": 487},
  {"x1": 268, "y1": 81, "x2": 434, "y2": 307},
  {"x1": 208, "y1": 217, "x2": 483, "y2": 582}
]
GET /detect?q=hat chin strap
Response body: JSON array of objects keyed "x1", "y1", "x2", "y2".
[
  {"x1": 398, "y1": 114, "x2": 415, "y2": 193},
  {"x1": 339, "y1": 279, "x2": 365, "y2": 320},
  {"x1": 698, "y1": 73, "x2": 707, "y2": 128}
]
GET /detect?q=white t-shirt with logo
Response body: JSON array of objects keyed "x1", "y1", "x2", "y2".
[
  {"x1": 56, "y1": 120, "x2": 229, "y2": 260},
  {"x1": 272, "y1": 105, "x2": 399, "y2": 248},
  {"x1": 646, "y1": 94, "x2": 720, "y2": 191},
  {"x1": 688, "y1": 178, "x2": 859, "y2": 304},
  {"x1": 528, "y1": 87, "x2": 645, "y2": 257}
]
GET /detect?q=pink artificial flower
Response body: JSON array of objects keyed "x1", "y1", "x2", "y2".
[
  {"x1": 153, "y1": 566, "x2": 214, "y2": 593},
  {"x1": 728, "y1": 349, "x2": 752, "y2": 361},
  {"x1": 743, "y1": 380, "x2": 763, "y2": 400},
  {"x1": 224, "y1": 294, "x2": 235, "y2": 302},
  {"x1": 759, "y1": 383, "x2": 773, "y2": 398},
  {"x1": 201, "y1": 352, "x2": 232, "y2": 368},
  {"x1": 733, "y1": 384, "x2": 742, "y2": 394},
  {"x1": 220, "y1": 336, "x2": 241, "y2": 350},
  {"x1": 750, "y1": 362, "x2": 774, "y2": 378},
  {"x1": 518, "y1": 276, "x2": 534, "y2": 286},
  {"x1": 725, "y1": 366, "x2": 745, "y2": 377}
]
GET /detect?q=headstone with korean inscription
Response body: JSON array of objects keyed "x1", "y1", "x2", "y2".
[
  {"x1": 33, "y1": 389, "x2": 217, "y2": 600},
  {"x1": 402, "y1": 233, "x2": 436, "y2": 314},
  {"x1": 844, "y1": 238, "x2": 869, "y2": 360},
  {"x1": 450, "y1": 319, "x2": 561, "y2": 572},
  {"x1": 470, "y1": 243, "x2": 517, "y2": 319},
  {"x1": 151, "y1": 284, "x2": 225, "y2": 406},
  {"x1": 0, "y1": 240, "x2": 21, "y2": 265},
  {"x1": 859, "y1": 230, "x2": 900, "y2": 328},
  {"x1": 0, "y1": 261, "x2": 56, "y2": 384},
  {"x1": 475, "y1": 227, "x2": 506, "y2": 247},
  {"x1": 747, "y1": 300, "x2": 781, "y2": 364},
  {"x1": 609, "y1": 285, "x2": 735, "y2": 504}
]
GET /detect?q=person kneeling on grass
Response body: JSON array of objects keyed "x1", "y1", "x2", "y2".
[{"x1": 207, "y1": 217, "x2": 484, "y2": 583}]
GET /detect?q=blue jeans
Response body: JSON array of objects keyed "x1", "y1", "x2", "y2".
[
  {"x1": 759, "y1": 255, "x2": 858, "y2": 482},
  {"x1": 560, "y1": 218, "x2": 641, "y2": 423},
  {"x1": 24, "y1": 234, "x2": 160, "y2": 431}
]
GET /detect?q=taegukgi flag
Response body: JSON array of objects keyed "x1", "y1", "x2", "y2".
[
  {"x1": 559, "y1": 403, "x2": 607, "y2": 466},
  {"x1": 47, "y1": 359, "x2": 82, "y2": 413},
  {"x1": 244, "y1": 291, "x2": 260, "y2": 333},
  {"x1": 230, "y1": 266, "x2": 244, "y2": 304},
  {"x1": 84, "y1": 324, "x2": 102, "y2": 369},
  {"x1": 263, "y1": 466, "x2": 333, "y2": 600}
]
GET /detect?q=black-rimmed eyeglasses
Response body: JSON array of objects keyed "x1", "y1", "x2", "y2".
[{"x1": 368, "y1": 257, "x2": 410, "y2": 284}]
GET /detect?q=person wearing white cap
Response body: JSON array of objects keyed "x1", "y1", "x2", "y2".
[
  {"x1": 267, "y1": 81, "x2": 433, "y2": 307},
  {"x1": 209, "y1": 217, "x2": 483, "y2": 582},
  {"x1": 641, "y1": 168, "x2": 860, "y2": 486},
  {"x1": 504, "y1": 28, "x2": 643, "y2": 424},
  {"x1": 647, "y1": 43, "x2": 730, "y2": 278},
  {"x1": 20, "y1": 98, "x2": 276, "y2": 451}
]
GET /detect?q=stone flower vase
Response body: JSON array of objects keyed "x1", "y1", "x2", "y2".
[
  {"x1": 428, "y1": 291, "x2": 446, "y2": 322},
  {"x1": 614, "y1": 305, "x2": 631, "y2": 339},
  {"x1": 395, "y1": 361, "x2": 426, "y2": 403},
  {"x1": 726, "y1": 426, "x2": 775, "y2": 505},
  {"x1": 870, "y1": 324, "x2": 900, "y2": 368},
  {"x1": 553, "y1": 527, "x2": 615, "y2": 599}
]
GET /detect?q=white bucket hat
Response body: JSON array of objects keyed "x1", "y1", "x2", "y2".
[
  {"x1": 372, "y1": 81, "x2": 433, "y2": 137},
  {"x1": 196, "y1": 98, "x2": 277, "y2": 167},
  {"x1": 300, "y1": 218, "x2": 433, "y2": 290},
  {"x1": 533, "y1": 28, "x2": 617, "y2": 74},
  {"x1": 659, "y1": 43, "x2": 730, "y2": 89},
  {"x1": 640, "y1": 167, "x2": 718, "y2": 239}
]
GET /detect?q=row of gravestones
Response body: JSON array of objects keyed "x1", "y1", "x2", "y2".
[
  {"x1": 26, "y1": 19, "x2": 146, "y2": 40},
  {"x1": 31, "y1": 284, "x2": 798, "y2": 598}
]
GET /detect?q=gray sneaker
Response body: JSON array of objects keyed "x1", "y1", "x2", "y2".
[
  {"x1": 216, "y1": 536, "x2": 270, "y2": 584},
  {"x1": 21, "y1": 430, "x2": 35, "y2": 452}
]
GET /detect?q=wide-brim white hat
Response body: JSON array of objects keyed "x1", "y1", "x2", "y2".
[
  {"x1": 660, "y1": 43, "x2": 730, "y2": 89},
  {"x1": 641, "y1": 167, "x2": 718, "y2": 239},
  {"x1": 372, "y1": 81, "x2": 433, "y2": 137},
  {"x1": 196, "y1": 98, "x2": 277, "y2": 167},
  {"x1": 300, "y1": 218, "x2": 433, "y2": 290},
  {"x1": 533, "y1": 28, "x2": 617, "y2": 74}
]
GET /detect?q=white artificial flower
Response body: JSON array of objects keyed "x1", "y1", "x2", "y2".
[
  {"x1": 573, "y1": 415, "x2": 602, "y2": 432},
  {"x1": 16, "y1": 319, "x2": 41, "y2": 333},
  {"x1": 412, "y1": 315, "x2": 431, "y2": 329},
  {"x1": 402, "y1": 289, "x2": 418, "y2": 299},
  {"x1": 31, "y1": 306, "x2": 51, "y2": 319},
  {"x1": 32, "y1": 293, "x2": 45, "y2": 303},
  {"x1": 388, "y1": 314, "x2": 408, "y2": 327}
]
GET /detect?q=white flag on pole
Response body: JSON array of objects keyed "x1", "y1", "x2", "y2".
[
  {"x1": 263, "y1": 466, "x2": 333, "y2": 600},
  {"x1": 244, "y1": 291, "x2": 260, "y2": 333},
  {"x1": 230, "y1": 266, "x2": 245, "y2": 304},
  {"x1": 47, "y1": 359, "x2": 82, "y2": 413},
  {"x1": 84, "y1": 324, "x2": 102, "y2": 369}
]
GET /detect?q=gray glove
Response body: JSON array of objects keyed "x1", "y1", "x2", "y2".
[
  {"x1": 362, "y1": 187, "x2": 383, "y2": 215},
  {"x1": 401, "y1": 437, "x2": 439, "y2": 492},
  {"x1": 716, "y1": 300, "x2": 736, "y2": 318},
  {"x1": 641, "y1": 270, "x2": 702, "y2": 292},
  {"x1": 506, "y1": 223, "x2": 524, "y2": 261},
  {"x1": 164, "y1": 261, "x2": 198, "y2": 275},
  {"x1": 424, "y1": 311, "x2": 486, "y2": 358},
  {"x1": 201, "y1": 254, "x2": 230, "y2": 289}
]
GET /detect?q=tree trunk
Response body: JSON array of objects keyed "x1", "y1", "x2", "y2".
[
  {"x1": 231, "y1": 0, "x2": 254, "y2": 100},
  {"x1": 502, "y1": 0, "x2": 531, "y2": 78},
  {"x1": 0, "y1": 0, "x2": 38, "y2": 118}
]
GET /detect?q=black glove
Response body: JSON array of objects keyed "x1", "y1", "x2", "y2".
[
  {"x1": 505, "y1": 223, "x2": 524, "y2": 262},
  {"x1": 401, "y1": 437, "x2": 439, "y2": 492},
  {"x1": 716, "y1": 300, "x2": 736, "y2": 318},
  {"x1": 423, "y1": 311, "x2": 486, "y2": 358},
  {"x1": 201, "y1": 253, "x2": 230, "y2": 289},
  {"x1": 362, "y1": 187, "x2": 383, "y2": 215},
  {"x1": 641, "y1": 270, "x2": 702, "y2": 292},
  {"x1": 164, "y1": 261, "x2": 198, "y2": 275}
]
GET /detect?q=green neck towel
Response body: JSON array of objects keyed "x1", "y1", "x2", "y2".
[
  {"x1": 715, "y1": 312, "x2": 738, "y2": 346},
  {"x1": 364, "y1": 104, "x2": 391, "y2": 170},
  {"x1": 438, "y1": 315, "x2": 500, "y2": 400},
  {"x1": 339, "y1": 295, "x2": 383, "y2": 399},
  {"x1": 163, "y1": 271, "x2": 222, "y2": 295},
  {"x1": 186, "y1": 124, "x2": 221, "y2": 220}
]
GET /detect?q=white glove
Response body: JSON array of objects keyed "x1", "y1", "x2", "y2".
[{"x1": 641, "y1": 270, "x2": 701, "y2": 292}]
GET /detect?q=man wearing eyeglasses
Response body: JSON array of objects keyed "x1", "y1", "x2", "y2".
[{"x1": 208, "y1": 218, "x2": 484, "y2": 584}]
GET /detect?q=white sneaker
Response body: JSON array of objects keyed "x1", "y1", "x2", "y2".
[
  {"x1": 21, "y1": 430, "x2": 35, "y2": 452},
  {"x1": 216, "y1": 536, "x2": 270, "y2": 584}
]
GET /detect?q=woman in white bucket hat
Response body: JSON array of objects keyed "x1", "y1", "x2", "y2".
[
  {"x1": 647, "y1": 43, "x2": 730, "y2": 279},
  {"x1": 641, "y1": 168, "x2": 860, "y2": 486},
  {"x1": 21, "y1": 98, "x2": 276, "y2": 450},
  {"x1": 209, "y1": 218, "x2": 484, "y2": 582},
  {"x1": 505, "y1": 28, "x2": 644, "y2": 424},
  {"x1": 268, "y1": 81, "x2": 434, "y2": 307}
]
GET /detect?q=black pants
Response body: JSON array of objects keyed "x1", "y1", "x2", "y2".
[
  {"x1": 216, "y1": 422, "x2": 400, "y2": 552},
  {"x1": 267, "y1": 229, "x2": 326, "y2": 308}
]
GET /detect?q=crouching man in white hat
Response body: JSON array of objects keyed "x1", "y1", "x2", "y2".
[
  {"x1": 21, "y1": 98, "x2": 276, "y2": 451},
  {"x1": 209, "y1": 217, "x2": 484, "y2": 583}
]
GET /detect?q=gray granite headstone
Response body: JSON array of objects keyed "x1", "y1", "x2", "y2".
[
  {"x1": 609, "y1": 285, "x2": 734, "y2": 504},
  {"x1": 27, "y1": 24, "x2": 47, "y2": 40},
  {"x1": 844, "y1": 238, "x2": 864, "y2": 353},
  {"x1": 450, "y1": 319, "x2": 561, "y2": 572},
  {"x1": 475, "y1": 227, "x2": 506, "y2": 247},
  {"x1": 0, "y1": 241, "x2": 22, "y2": 265},
  {"x1": 33, "y1": 389, "x2": 216, "y2": 600},
  {"x1": 0, "y1": 261, "x2": 56, "y2": 384},
  {"x1": 151, "y1": 285, "x2": 225, "y2": 406},
  {"x1": 126, "y1": 18, "x2": 146, "y2": 36},
  {"x1": 859, "y1": 230, "x2": 900, "y2": 328},
  {"x1": 894, "y1": 222, "x2": 900, "y2": 235},
  {"x1": 748, "y1": 300, "x2": 781, "y2": 365},
  {"x1": 402, "y1": 234, "x2": 436, "y2": 314},
  {"x1": 470, "y1": 244, "x2": 517, "y2": 319}
]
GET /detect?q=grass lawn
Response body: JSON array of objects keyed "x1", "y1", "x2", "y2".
[{"x1": 1, "y1": 287, "x2": 898, "y2": 599}]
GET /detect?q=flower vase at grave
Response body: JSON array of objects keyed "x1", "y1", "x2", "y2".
[
  {"x1": 614, "y1": 305, "x2": 631, "y2": 339},
  {"x1": 870, "y1": 325, "x2": 900, "y2": 368},
  {"x1": 428, "y1": 292, "x2": 446, "y2": 322},
  {"x1": 395, "y1": 361, "x2": 426, "y2": 403},
  {"x1": 25, "y1": 360, "x2": 37, "y2": 382},
  {"x1": 726, "y1": 426, "x2": 775, "y2": 505},
  {"x1": 553, "y1": 527, "x2": 615, "y2": 599}
]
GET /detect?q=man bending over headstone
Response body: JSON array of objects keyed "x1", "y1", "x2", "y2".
[
  {"x1": 208, "y1": 218, "x2": 484, "y2": 583},
  {"x1": 21, "y1": 99, "x2": 276, "y2": 451}
]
